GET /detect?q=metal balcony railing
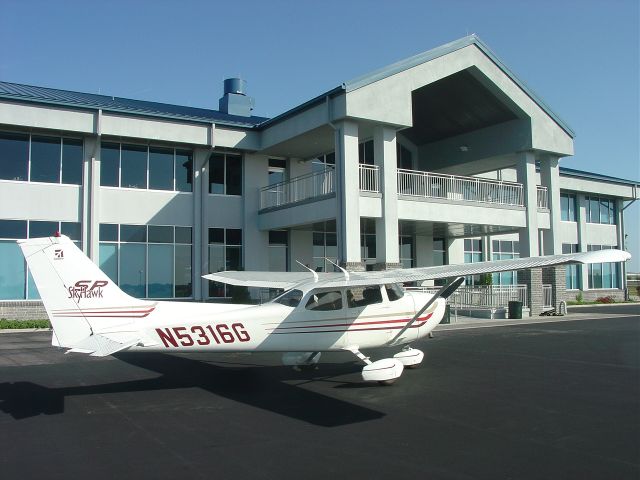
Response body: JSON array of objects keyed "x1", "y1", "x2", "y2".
[
  {"x1": 397, "y1": 169, "x2": 525, "y2": 207},
  {"x1": 537, "y1": 186, "x2": 549, "y2": 210},
  {"x1": 359, "y1": 164, "x2": 380, "y2": 193},
  {"x1": 409, "y1": 285, "x2": 529, "y2": 309},
  {"x1": 259, "y1": 168, "x2": 335, "y2": 210}
]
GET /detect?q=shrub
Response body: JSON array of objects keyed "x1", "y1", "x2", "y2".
[
  {"x1": 575, "y1": 291, "x2": 584, "y2": 304},
  {"x1": 595, "y1": 295, "x2": 615, "y2": 304},
  {"x1": 0, "y1": 319, "x2": 51, "y2": 329}
]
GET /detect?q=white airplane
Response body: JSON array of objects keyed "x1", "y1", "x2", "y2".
[{"x1": 19, "y1": 234, "x2": 630, "y2": 385}]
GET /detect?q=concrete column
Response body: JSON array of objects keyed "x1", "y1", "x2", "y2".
[
  {"x1": 540, "y1": 156, "x2": 562, "y2": 255},
  {"x1": 543, "y1": 266, "x2": 566, "y2": 311},
  {"x1": 191, "y1": 149, "x2": 210, "y2": 300},
  {"x1": 373, "y1": 125, "x2": 401, "y2": 269},
  {"x1": 192, "y1": 148, "x2": 209, "y2": 301},
  {"x1": 482, "y1": 235, "x2": 491, "y2": 261},
  {"x1": 290, "y1": 230, "x2": 313, "y2": 270},
  {"x1": 515, "y1": 151, "x2": 539, "y2": 257},
  {"x1": 334, "y1": 120, "x2": 362, "y2": 268},
  {"x1": 416, "y1": 234, "x2": 434, "y2": 285},
  {"x1": 83, "y1": 136, "x2": 100, "y2": 260},
  {"x1": 616, "y1": 199, "x2": 626, "y2": 294},
  {"x1": 447, "y1": 238, "x2": 465, "y2": 266},
  {"x1": 243, "y1": 153, "x2": 269, "y2": 271},
  {"x1": 576, "y1": 193, "x2": 589, "y2": 290},
  {"x1": 520, "y1": 268, "x2": 544, "y2": 316}
]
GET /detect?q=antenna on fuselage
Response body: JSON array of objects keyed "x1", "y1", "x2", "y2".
[
  {"x1": 324, "y1": 258, "x2": 350, "y2": 281},
  {"x1": 295, "y1": 260, "x2": 319, "y2": 283}
]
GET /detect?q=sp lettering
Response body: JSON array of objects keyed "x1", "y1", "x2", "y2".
[{"x1": 67, "y1": 280, "x2": 108, "y2": 303}]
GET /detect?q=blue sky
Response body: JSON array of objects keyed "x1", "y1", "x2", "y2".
[{"x1": 2, "y1": 0, "x2": 639, "y2": 269}]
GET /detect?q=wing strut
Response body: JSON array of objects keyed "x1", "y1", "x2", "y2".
[{"x1": 388, "y1": 277, "x2": 464, "y2": 346}]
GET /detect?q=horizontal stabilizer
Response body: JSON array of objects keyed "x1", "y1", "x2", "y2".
[{"x1": 68, "y1": 334, "x2": 140, "y2": 357}]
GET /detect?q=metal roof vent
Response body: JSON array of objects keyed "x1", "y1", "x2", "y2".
[{"x1": 219, "y1": 78, "x2": 254, "y2": 117}]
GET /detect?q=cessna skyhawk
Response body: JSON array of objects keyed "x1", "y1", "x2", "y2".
[{"x1": 19, "y1": 234, "x2": 630, "y2": 385}]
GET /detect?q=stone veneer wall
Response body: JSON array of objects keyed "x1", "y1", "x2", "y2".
[
  {"x1": 0, "y1": 301, "x2": 48, "y2": 321},
  {"x1": 562, "y1": 289, "x2": 626, "y2": 302}
]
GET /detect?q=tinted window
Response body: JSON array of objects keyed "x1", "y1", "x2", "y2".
[
  {"x1": 175, "y1": 150, "x2": 192, "y2": 192},
  {"x1": 226, "y1": 228, "x2": 242, "y2": 245},
  {"x1": 306, "y1": 291, "x2": 343, "y2": 311},
  {"x1": 30, "y1": 136, "x2": 60, "y2": 183},
  {"x1": 120, "y1": 243, "x2": 146, "y2": 297},
  {"x1": 149, "y1": 147, "x2": 173, "y2": 190},
  {"x1": 29, "y1": 221, "x2": 58, "y2": 238},
  {"x1": 209, "y1": 153, "x2": 225, "y2": 194},
  {"x1": 61, "y1": 222, "x2": 82, "y2": 241},
  {"x1": 148, "y1": 225, "x2": 173, "y2": 243},
  {"x1": 208, "y1": 228, "x2": 224, "y2": 244},
  {"x1": 175, "y1": 226, "x2": 192, "y2": 244},
  {"x1": 120, "y1": 224, "x2": 146, "y2": 243},
  {"x1": 148, "y1": 244, "x2": 173, "y2": 298},
  {"x1": 100, "y1": 143, "x2": 120, "y2": 186},
  {"x1": 0, "y1": 219, "x2": 27, "y2": 238},
  {"x1": 121, "y1": 145, "x2": 147, "y2": 188},
  {"x1": 99, "y1": 223, "x2": 118, "y2": 241},
  {"x1": 62, "y1": 139, "x2": 83, "y2": 185},
  {"x1": 226, "y1": 154, "x2": 242, "y2": 195},
  {"x1": 175, "y1": 244, "x2": 192, "y2": 297},
  {"x1": 0, "y1": 132, "x2": 29, "y2": 181}
]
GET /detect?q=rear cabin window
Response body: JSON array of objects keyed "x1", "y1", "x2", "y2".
[
  {"x1": 305, "y1": 291, "x2": 343, "y2": 311},
  {"x1": 274, "y1": 289, "x2": 303, "y2": 307},
  {"x1": 386, "y1": 284, "x2": 404, "y2": 301},
  {"x1": 347, "y1": 286, "x2": 383, "y2": 308}
]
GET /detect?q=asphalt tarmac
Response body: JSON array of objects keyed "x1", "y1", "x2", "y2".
[{"x1": 0, "y1": 313, "x2": 638, "y2": 480}]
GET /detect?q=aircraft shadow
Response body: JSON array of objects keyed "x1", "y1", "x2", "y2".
[{"x1": 0, "y1": 352, "x2": 385, "y2": 427}]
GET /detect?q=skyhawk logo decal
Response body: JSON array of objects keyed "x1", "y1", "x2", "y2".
[
  {"x1": 54, "y1": 249, "x2": 64, "y2": 260},
  {"x1": 67, "y1": 280, "x2": 108, "y2": 303}
]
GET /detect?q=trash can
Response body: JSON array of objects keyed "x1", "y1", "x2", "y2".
[
  {"x1": 441, "y1": 304, "x2": 451, "y2": 324},
  {"x1": 508, "y1": 301, "x2": 522, "y2": 319}
]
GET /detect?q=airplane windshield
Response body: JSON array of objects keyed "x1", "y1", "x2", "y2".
[
  {"x1": 273, "y1": 289, "x2": 303, "y2": 308},
  {"x1": 385, "y1": 283, "x2": 404, "y2": 301}
]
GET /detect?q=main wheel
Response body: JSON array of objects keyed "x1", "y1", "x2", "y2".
[{"x1": 378, "y1": 379, "x2": 396, "y2": 386}]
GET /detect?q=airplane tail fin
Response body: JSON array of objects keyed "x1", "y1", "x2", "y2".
[{"x1": 18, "y1": 235, "x2": 151, "y2": 354}]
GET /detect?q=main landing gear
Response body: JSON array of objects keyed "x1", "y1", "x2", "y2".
[
  {"x1": 346, "y1": 345, "x2": 424, "y2": 385},
  {"x1": 282, "y1": 351, "x2": 321, "y2": 371}
]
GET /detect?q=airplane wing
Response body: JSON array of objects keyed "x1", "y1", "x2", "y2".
[
  {"x1": 203, "y1": 271, "x2": 344, "y2": 289},
  {"x1": 203, "y1": 249, "x2": 630, "y2": 289}
]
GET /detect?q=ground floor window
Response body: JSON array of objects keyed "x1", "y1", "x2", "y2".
[
  {"x1": 587, "y1": 245, "x2": 619, "y2": 289},
  {"x1": 464, "y1": 238, "x2": 483, "y2": 285},
  {"x1": 208, "y1": 228, "x2": 242, "y2": 297},
  {"x1": 360, "y1": 219, "x2": 376, "y2": 270},
  {"x1": 99, "y1": 223, "x2": 192, "y2": 299},
  {"x1": 268, "y1": 230, "x2": 288, "y2": 272},
  {"x1": 313, "y1": 221, "x2": 337, "y2": 272},
  {"x1": 562, "y1": 244, "x2": 581, "y2": 289},
  {"x1": 0, "y1": 219, "x2": 81, "y2": 300},
  {"x1": 492, "y1": 240, "x2": 519, "y2": 285}
]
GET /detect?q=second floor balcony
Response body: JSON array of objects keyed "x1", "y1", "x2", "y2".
[{"x1": 259, "y1": 165, "x2": 549, "y2": 213}]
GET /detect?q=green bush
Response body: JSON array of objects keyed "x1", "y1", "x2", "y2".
[
  {"x1": 0, "y1": 318, "x2": 51, "y2": 329},
  {"x1": 575, "y1": 291, "x2": 584, "y2": 304}
]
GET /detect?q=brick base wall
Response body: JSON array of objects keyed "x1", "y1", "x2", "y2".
[
  {"x1": 0, "y1": 301, "x2": 48, "y2": 321},
  {"x1": 562, "y1": 289, "x2": 626, "y2": 302}
]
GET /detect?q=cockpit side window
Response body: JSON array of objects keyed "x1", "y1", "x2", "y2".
[
  {"x1": 305, "y1": 290, "x2": 343, "y2": 311},
  {"x1": 385, "y1": 283, "x2": 404, "y2": 301},
  {"x1": 347, "y1": 286, "x2": 383, "y2": 308},
  {"x1": 274, "y1": 289, "x2": 303, "y2": 307}
]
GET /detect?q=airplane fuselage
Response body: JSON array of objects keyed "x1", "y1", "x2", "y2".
[{"x1": 128, "y1": 290, "x2": 445, "y2": 354}]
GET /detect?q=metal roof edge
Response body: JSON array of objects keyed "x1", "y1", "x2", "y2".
[
  {"x1": 560, "y1": 166, "x2": 640, "y2": 187},
  {"x1": 0, "y1": 83, "x2": 267, "y2": 129},
  {"x1": 255, "y1": 86, "x2": 345, "y2": 130}
]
